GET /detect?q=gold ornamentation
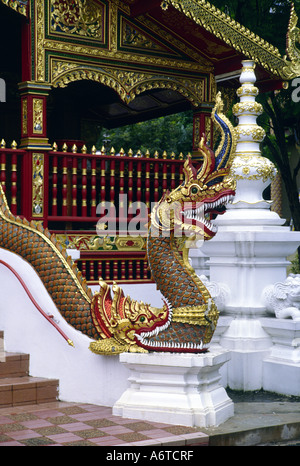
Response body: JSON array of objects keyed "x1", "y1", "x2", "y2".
[
  {"x1": 122, "y1": 20, "x2": 164, "y2": 51},
  {"x1": 1, "y1": 0, "x2": 27, "y2": 16},
  {"x1": 50, "y1": 0, "x2": 105, "y2": 39},
  {"x1": 22, "y1": 98, "x2": 28, "y2": 135},
  {"x1": 163, "y1": 0, "x2": 286, "y2": 78},
  {"x1": 56, "y1": 233, "x2": 146, "y2": 251},
  {"x1": 282, "y1": 3, "x2": 300, "y2": 80},
  {"x1": 115, "y1": 236, "x2": 145, "y2": 251},
  {"x1": 235, "y1": 125, "x2": 266, "y2": 142},
  {"x1": 36, "y1": 0, "x2": 46, "y2": 81},
  {"x1": 32, "y1": 153, "x2": 44, "y2": 216},
  {"x1": 51, "y1": 61, "x2": 204, "y2": 106},
  {"x1": 231, "y1": 155, "x2": 277, "y2": 183},
  {"x1": 33, "y1": 98, "x2": 43, "y2": 134},
  {"x1": 232, "y1": 101, "x2": 263, "y2": 116},
  {"x1": 236, "y1": 85, "x2": 259, "y2": 98},
  {"x1": 138, "y1": 14, "x2": 213, "y2": 73}
]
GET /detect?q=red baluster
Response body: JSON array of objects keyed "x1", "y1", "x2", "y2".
[
  {"x1": 0, "y1": 151, "x2": 6, "y2": 193},
  {"x1": 10, "y1": 152, "x2": 17, "y2": 215},
  {"x1": 121, "y1": 260, "x2": 126, "y2": 281},
  {"x1": 98, "y1": 261, "x2": 103, "y2": 280},
  {"x1": 72, "y1": 157, "x2": 78, "y2": 217},
  {"x1": 113, "y1": 260, "x2": 118, "y2": 281},
  {"x1": 154, "y1": 161, "x2": 159, "y2": 203},
  {"x1": 90, "y1": 260, "x2": 95, "y2": 282},
  {"x1": 51, "y1": 155, "x2": 58, "y2": 216},
  {"x1": 145, "y1": 161, "x2": 150, "y2": 209},
  {"x1": 105, "y1": 260, "x2": 110, "y2": 281},
  {"x1": 127, "y1": 149, "x2": 133, "y2": 208},
  {"x1": 136, "y1": 259, "x2": 141, "y2": 281},
  {"x1": 81, "y1": 157, "x2": 87, "y2": 217},
  {"x1": 100, "y1": 158, "x2": 106, "y2": 203},
  {"x1": 81, "y1": 260, "x2": 87, "y2": 279},
  {"x1": 119, "y1": 151, "x2": 125, "y2": 224},
  {"x1": 128, "y1": 260, "x2": 133, "y2": 281},
  {"x1": 162, "y1": 161, "x2": 168, "y2": 194},
  {"x1": 136, "y1": 159, "x2": 142, "y2": 207},
  {"x1": 91, "y1": 157, "x2": 97, "y2": 217},
  {"x1": 62, "y1": 155, "x2": 68, "y2": 217},
  {"x1": 171, "y1": 162, "x2": 176, "y2": 190},
  {"x1": 143, "y1": 259, "x2": 149, "y2": 280}
]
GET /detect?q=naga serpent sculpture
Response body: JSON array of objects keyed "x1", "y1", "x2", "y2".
[{"x1": 0, "y1": 92, "x2": 236, "y2": 355}]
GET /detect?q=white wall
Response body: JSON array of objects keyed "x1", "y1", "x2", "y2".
[{"x1": 0, "y1": 247, "x2": 135, "y2": 406}]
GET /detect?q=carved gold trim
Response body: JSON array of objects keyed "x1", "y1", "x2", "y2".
[
  {"x1": 172, "y1": 304, "x2": 217, "y2": 324},
  {"x1": 34, "y1": 0, "x2": 213, "y2": 86},
  {"x1": 56, "y1": 233, "x2": 146, "y2": 251},
  {"x1": 50, "y1": 0, "x2": 105, "y2": 41},
  {"x1": 163, "y1": 0, "x2": 286, "y2": 78},
  {"x1": 32, "y1": 153, "x2": 44, "y2": 217},
  {"x1": 22, "y1": 98, "x2": 28, "y2": 135},
  {"x1": 50, "y1": 60, "x2": 204, "y2": 105},
  {"x1": 33, "y1": 98, "x2": 43, "y2": 134},
  {"x1": 1, "y1": 0, "x2": 27, "y2": 16},
  {"x1": 282, "y1": 4, "x2": 300, "y2": 80}
]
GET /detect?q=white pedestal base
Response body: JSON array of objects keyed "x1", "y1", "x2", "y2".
[
  {"x1": 113, "y1": 350, "x2": 234, "y2": 428},
  {"x1": 219, "y1": 317, "x2": 272, "y2": 391},
  {"x1": 262, "y1": 318, "x2": 300, "y2": 396}
]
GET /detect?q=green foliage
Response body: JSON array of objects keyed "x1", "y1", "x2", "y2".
[
  {"x1": 210, "y1": 0, "x2": 294, "y2": 53},
  {"x1": 97, "y1": 111, "x2": 193, "y2": 156}
]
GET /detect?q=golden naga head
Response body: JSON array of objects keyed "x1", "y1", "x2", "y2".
[{"x1": 150, "y1": 92, "x2": 236, "y2": 241}]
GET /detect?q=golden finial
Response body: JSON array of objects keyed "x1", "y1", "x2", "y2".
[
  {"x1": 11, "y1": 140, "x2": 17, "y2": 149},
  {"x1": 162, "y1": 151, "x2": 168, "y2": 159},
  {"x1": 91, "y1": 145, "x2": 97, "y2": 155},
  {"x1": 145, "y1": 149, "x2": 150, "y2": 158},
  {"x1": 72, "y1": 144, "x2": 77, "y2": 153},
  {"x1": 110, "y1": 147, "x2": 115, "y2": 156},
  {"x1": 179, "y1": 152, "x2": 184, "y2": 160},
  {"x1": 120, "y1": 148, "x2": 125, "y2": 156},
  {"x1": 62, "y1": 143, "x2": 68, "y2": 152},
  {"x1": 52, "y1": 142, "x2": 58, "y2": 152},
  {"x1": 101, "y1": 146, "x2": 106, "y2": 155},
  {"x1": 81, "y1": 144, "x2": 87, "y2": 154},
  {"x1": 128, "y1": 149, "x2": 133, "y2": 157},
  {"x1": 136, "y1": 150, "x2": 142, "y2": 157},
  {"x1": 0, "y1": 139, "x2": 6, "y2": 148},
  {"x1": 154, "y1": 151, "x2": 159, "y2": 159},
  {"x1": 171, "y1": 152, "x2": 176, "y2": 159}
]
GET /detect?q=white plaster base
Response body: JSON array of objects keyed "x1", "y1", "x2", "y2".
[
  {"x1": 113, "y1": 350, "x2": 234, "y2": 428},
  {"x1": 261, "y1": 318, "x2": 300, "y2": 396},
  {"x1": 219, "y1": 317, "x2": 272, "y2": 391}
]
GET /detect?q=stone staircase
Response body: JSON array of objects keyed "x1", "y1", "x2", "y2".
[{"x1": 0, "y1": 331, "x2": 59, "y2": 408}]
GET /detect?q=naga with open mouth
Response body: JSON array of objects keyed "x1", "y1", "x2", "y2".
[
  {"x1": 0, "y1": 92, "x2": 235, "y2": 356},
  {"x1": 89, "y1": 92, "x2": 237, "y2": 355}
]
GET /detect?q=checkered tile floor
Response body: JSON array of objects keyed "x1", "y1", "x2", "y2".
[{"x1": 0, "y1": 401, "x2": 208, "y2": 446}]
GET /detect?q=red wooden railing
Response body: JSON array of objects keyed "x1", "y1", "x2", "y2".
[
  {"x1": 0, "y1": 141, "x2": 25, "y2": 216},
  {"x1": 0, "y1": 141, "x2": 186, "y2": 284},
  {"x1": 47, "y1": 145, "x2": 185, "y2": 231}
]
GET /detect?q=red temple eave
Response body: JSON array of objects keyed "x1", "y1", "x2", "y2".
[{"x1": 125, "y1": 0, "x2": 288, "y2": 91}]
